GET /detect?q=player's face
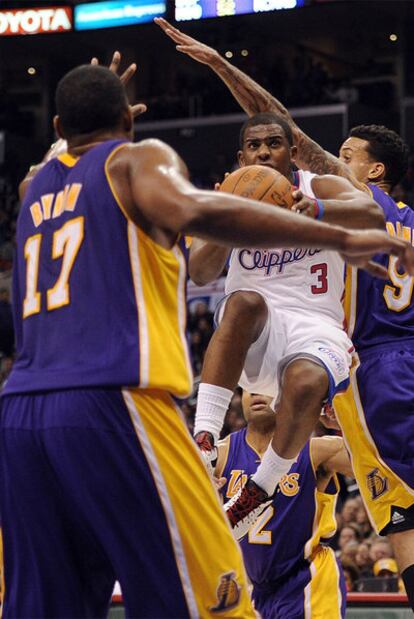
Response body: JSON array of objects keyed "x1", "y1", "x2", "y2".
[
  {"x1": 238, "y1": 124, "x2": 296, "y2": 179},
  {"x1": 339, "y1": 136, "x2": 384, "y2": 183},
  {"x1": 242, "y1": 392, "x2": 275, "y2": 426}
]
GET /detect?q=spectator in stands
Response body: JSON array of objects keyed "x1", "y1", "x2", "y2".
[
  {"x1": 338, "y1": 497, "x2": 360, "y2": 528},
  {"x1": 341, "y1": 559, "x2": 360, "y2": 592},
  {"x1": 340, "y1": 540, "x2": 360, "y2": 566},
  {"x1": 355, "y1": 542, "x2": 374, "y2": 577},
  {"x1": 370, "y1": 537, "x2": 394, "y2": 563},
  {"x1": 355, "y1": 503, "x2": 372, "y2": 539}
]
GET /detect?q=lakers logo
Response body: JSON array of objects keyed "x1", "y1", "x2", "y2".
[
  {"x1": 367, "y1": 468, "x2": 388, "y2": 500},
  {"x1": 210, "y1": 572, "x2": 241, "y2": 613}
]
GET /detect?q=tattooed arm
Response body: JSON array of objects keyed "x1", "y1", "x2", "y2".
[{"x1": 155, "y1": 18, "x2": 365, "y2": 189}]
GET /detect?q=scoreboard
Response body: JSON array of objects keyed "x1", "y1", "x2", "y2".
[{"x1": 175, "y1": 0, "x2": 304, "y2": 21}]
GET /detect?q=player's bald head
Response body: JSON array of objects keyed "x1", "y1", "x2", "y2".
[{"x1": 55, "y1": 65, "x2": 129, "y2": 138}]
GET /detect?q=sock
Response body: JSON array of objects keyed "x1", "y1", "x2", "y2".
[
  {"x1": 194, "y1": 383, "x2": 233, "y2": 444},
  {"x1": 251, "y1": 444, "x2": 296, "y2": 496},
  {"x1": 401, "y1": 564, "x2": 414, "y2": 610}
]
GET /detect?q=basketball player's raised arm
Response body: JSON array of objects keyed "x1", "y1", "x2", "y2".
[
  {"x1": 155, "y1": 18, "x2": 363, "y2": 188},
  {"x1": 116, "y1": 139, "x2": 414, "y2": 275},
  {"x1": 311, "y1": 436, "x2": 354, "y2": 478},
  {"x1": 294, "y1": 174, "x2": 385, "y2": 229}
]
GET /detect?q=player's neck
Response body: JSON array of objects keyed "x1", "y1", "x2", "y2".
[
  {"x1": 246, "y1": 425, "x2": 273, "y2": 457},
  {"x1": 370, "y1": 179, "x2": 392, "y2": 193},
  {"x1": 67, "y1": 129, "x2": 130, "y2": 156}
]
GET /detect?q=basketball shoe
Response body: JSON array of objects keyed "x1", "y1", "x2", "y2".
[
  {"x1": 224, "y1": 479, "x2": 273, "y2": 540},
  {"x1": 194, "y1": 431, "x2": 217, "y2": 476}
]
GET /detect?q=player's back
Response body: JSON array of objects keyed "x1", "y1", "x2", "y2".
[
  {"x1": 345, "y1": 185, "x2": 414, "y2": 352},
  {"x1": 4, "y1": 140, "x2": 192, "y2": 397},
  {"x1": 220, "y1": 429, "x2": 339, "y2": 585}
]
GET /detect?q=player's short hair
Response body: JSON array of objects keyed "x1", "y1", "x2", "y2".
[
  {"x1": 349, "y1": 124, "x2": 409, "y2": 188},
  {"x1": 55, "y1": 65, "x2": 129, "y2": 138},
  {"x1": 239, "y1": 113, "x2": 293, "y2": 148}
]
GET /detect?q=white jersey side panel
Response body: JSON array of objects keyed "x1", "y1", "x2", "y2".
[{"x1": 225, "y1": 169, "x2": 345, "y2": 326}]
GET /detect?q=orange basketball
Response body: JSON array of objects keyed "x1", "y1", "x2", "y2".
[{"x1": 219, "y1": 165, "x2": 294, "y2": 209}]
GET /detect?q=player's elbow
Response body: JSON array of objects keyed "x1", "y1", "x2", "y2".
[{"x1": 365, "y1": 200, "x2": 386, "y2": 229}]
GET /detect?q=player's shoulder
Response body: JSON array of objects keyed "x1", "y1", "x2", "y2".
[{"x1": 109, "y1": 139, "x2": 183, "y2": 173}]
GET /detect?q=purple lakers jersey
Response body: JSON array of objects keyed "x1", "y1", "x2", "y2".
[
  {"x1": 4, "y1": 140, "x2": 192, "y2": 396},
  {"x1": 221, "y1": 429, "x2": 338, "y2": 585},
  {"x1": 344, "y1": 185, "x2": 414, "y2": 351}
]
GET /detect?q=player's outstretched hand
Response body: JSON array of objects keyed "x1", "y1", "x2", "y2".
[
  {"x1": 155, "y1": 17, "x2": 220, "y2": 66},
  {"x1": 342, "y1": 229, "x2": 414, "y2": 277},
  {"x1": 91, "y1": 51, "x2": 147, "y2": 118}
]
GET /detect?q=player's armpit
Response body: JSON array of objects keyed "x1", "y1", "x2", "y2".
[{"x1": 311, "y1": 436, "x2": 353, "y2": 478}]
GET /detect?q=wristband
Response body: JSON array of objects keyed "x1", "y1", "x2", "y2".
[{"x1": 314, "y1": 198, "x2": 325, "y2": 220}]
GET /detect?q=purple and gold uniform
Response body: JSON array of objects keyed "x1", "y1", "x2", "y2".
[
  {"x1": 335, "y1": 186, "x2": 414, "y2": 534},
  {"x1": 0, "y1": 140, "x2": 255, "y2": 618},
  {"x1": 221, "y1": 429, "x2": 346, "y2": 619}
]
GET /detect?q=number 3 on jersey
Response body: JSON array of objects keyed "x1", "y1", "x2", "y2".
[
  {"x1": 310, "y1": 262, "x2": 328, "y2": 294},
  {"x1": 23, "y1": 217, "x2": 85, "y2": 318}
]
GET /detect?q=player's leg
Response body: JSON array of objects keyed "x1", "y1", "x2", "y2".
[
  {"x1": 0, "y1": 393, "x2": 115, "y2": 619},
  {"x1": 253, "y1": 548, "x2": 345, "y2": 619},
  {"x1": 31, "y1": 387, "x2": 254, "y2": 618},
  {"x1": 194, "y1": 290, "x2": 270, "y2": 465},
  {"x1": 121, "y1": 388, "x2": 256, "y2": 618},
  {"x1": 334, "y1": 347, "x2": 414, "y2": 610},
  {"x1": 252, "y1": 315, "x2": 352, "y2": 493},
  {"x1": 249, "y1": 358, "x2": 328, "y2": 494},
  {"x1": 388, "y1": 530, "x2": 414, "y2": 609},
  {"x1": 225, "y1": 317, "x2": 352, "y2": 538}
]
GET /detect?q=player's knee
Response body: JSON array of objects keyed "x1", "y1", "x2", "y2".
[
  {"x1": 224, "y1": 291, "x2": 268, "y2": 334},
  {"x1": 283, "y1": 361, "x2": 329, "y2": 409}
]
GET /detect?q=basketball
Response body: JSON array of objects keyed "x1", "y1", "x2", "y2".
[{"x1": 219, "y1": 165, "x2": 294, "y2": 209}]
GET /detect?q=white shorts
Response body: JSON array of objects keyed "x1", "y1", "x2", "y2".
[{"x1": 215, "y1": 291, "x2": 353, "y2": 401}]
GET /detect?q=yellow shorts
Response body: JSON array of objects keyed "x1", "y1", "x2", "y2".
[
  {"x1": 334, "y1": 351, "x2": 414, "y2": 534},
  {"x1": 124, "y1": 388, "x2": 255, "y2": 618}
]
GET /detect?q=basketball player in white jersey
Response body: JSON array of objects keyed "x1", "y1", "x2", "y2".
[{"x1": 189, "y1": 112, "x2": 385, "y2": 538}]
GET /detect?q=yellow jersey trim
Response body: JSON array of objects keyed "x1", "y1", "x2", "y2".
[
  {"x1": 397, "y1": 200, "x2": 409, "y2": 210},
  {"x1": 57, "y1": 153, "x2": 79, "y2": 167},
  {"x1": 104, "y1": 143, "x2": 130, "y2": 221},
  {"x1": 104, "y1": 144, "x2": 181, "y2": 258}
]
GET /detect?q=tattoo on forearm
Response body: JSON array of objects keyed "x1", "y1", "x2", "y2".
[{"x1": 295, "y1": 133, "x2": 341, "y2": 175}]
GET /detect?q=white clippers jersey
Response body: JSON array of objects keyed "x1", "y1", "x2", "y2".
[{"x1": 225, "y1": 169, "x2": 345, "y2": 326}]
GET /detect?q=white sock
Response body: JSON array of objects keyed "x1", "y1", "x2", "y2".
[
  {"x1": 194, "y1": 383, "x2": 233, "y2": 444},
  {"x1": 251, "y1": 444, "x2": 297, "y2": 496}
]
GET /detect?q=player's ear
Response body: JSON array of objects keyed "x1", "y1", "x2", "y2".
[
  {"x1": 237, "y1": 150, "x2": 245, "y2": 166},
  {"x1": 290, "y1": 145, "x2": 298, "y2": 164},
  {"x1": 368, "y1": 161, "x2": 385, "y2": 182},
  {"x1": 54, "y1": 115, "x2": 65, "y2": 140}
]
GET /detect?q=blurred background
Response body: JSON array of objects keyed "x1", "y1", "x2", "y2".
[{"x1": 1, "y1": 0, "x2": 414, "y2": 610}]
